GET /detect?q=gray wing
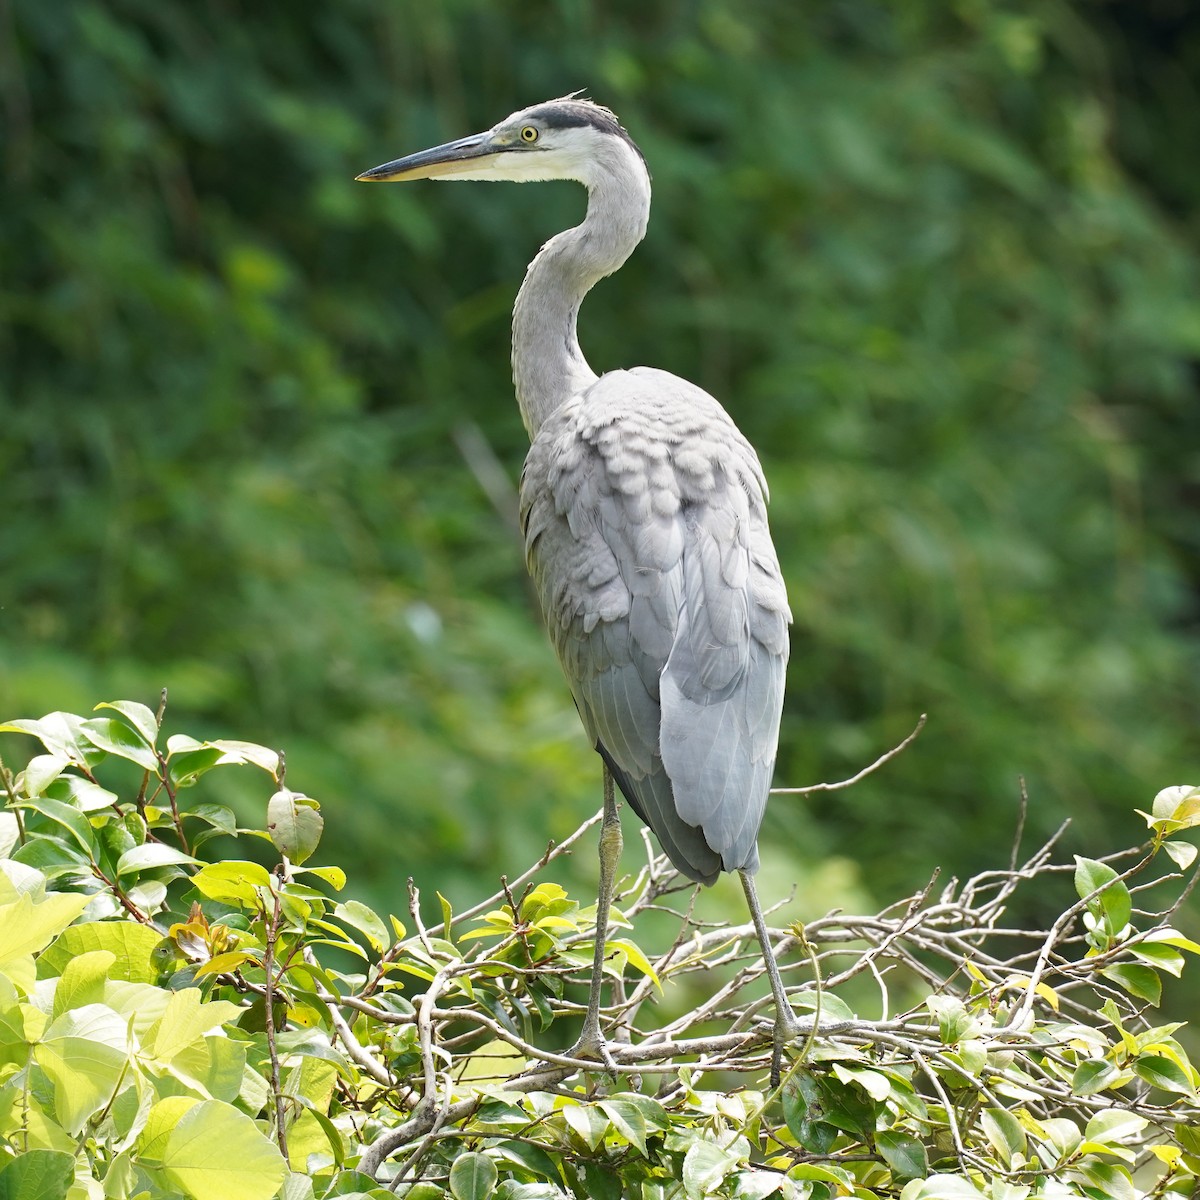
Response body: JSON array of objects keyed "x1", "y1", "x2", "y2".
[{"x1": 520, "y1": 367, "x2": 790, "y2": 884}]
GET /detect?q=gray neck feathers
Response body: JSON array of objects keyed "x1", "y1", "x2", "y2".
[{"x1": 511, "y1": 138, "x2": 651, "y2": 438}]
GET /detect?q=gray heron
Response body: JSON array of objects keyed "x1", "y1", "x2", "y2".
[{"x1": 358, "y1": 97, "x2": 797, "y2": 1071}]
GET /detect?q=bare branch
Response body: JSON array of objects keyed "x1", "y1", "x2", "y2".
[{"x1": 771, "y1": 714, "x2": 927, "y2": 796}]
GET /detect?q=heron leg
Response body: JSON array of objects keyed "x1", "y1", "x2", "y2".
[
  {"x1": 739, "y1": 868, "x2": 801, "y2": 1087},
  {"x1": 569, "y1": 766, "x2": 621, "y2": 1068}
]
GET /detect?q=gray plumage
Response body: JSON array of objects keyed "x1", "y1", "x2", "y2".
[
  {"x1": 358, "y1": 97, "x2": 798, "y2": 1068},
  {"x1": 521, "y1": 366, "x2": 790, "y2": 882}
]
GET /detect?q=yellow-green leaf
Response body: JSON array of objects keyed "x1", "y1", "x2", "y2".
[
  {"x1": 40, "y1": 921, "x2": 165, "y2": 984},
  {"x1": 191, "y1": 861, "x2": 272, "y2": 907},
  {"x1": 160, "y1": 1100, "x2": 286, "y2": 1200},
  {"x1": 0, "y1": 893, "x2": 91, "y2": 965},
  {"x1": 138, "y1": 1097, "x2": 202, "y2": 1164},
  {"x1": 34, "y1": 1003, "x2": 130, "y2": 1134},
  {"x1": 145, "y1": 988, "x2": 244, "y2": 1061},
  {"x1": 52, "y1": 950, "x2": 115, "y2": 1018},
  {"x1": 608, "y1": 938, "x2": 660, "y2": 987}
]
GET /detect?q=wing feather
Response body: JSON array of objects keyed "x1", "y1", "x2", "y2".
[{"x1": 521, "y1": 367, "x2": 790, "y2": 883}]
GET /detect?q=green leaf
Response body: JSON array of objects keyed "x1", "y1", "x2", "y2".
[
  {"x1": 876, "y1": 1130, "x2": 928, "y2": 1181},
  {"x1": 437, "y1": 891, "x2": 454, "y2": 939},
  {"x1": 1128, "y1": 941, "x2": 1186, "y2": 977},
  {"x1": 901, "y1": 1176, "x2": 986, "y2": 1199},
  {"x1": 1073, "y1": 1161, "x2": 1135, "y2": 1200},
  {"x1": 1100, "y1": 963, "x2": 1161, "y2": 1005},
  {"x1": 0, "y1": 1149, "x2": 76, "y2": 1200},
  {"x1": 491, "y1": 1141, "x2": 559, "y2": 1182},
  {"x1": 279, "y1": 1173, "x2": 316, "y2": 1200},
  {"x1": 0, "y1": 813, "x2": 18, "y2": 860},
  {"x1": 785, "y1": 1164, "x2": 855, "y2": 1188},
  {"x1": 729, "y1": 1171, "x2": 784, "y2": 1200},
  {"x1": 1151, "y1": 786, "x2": 1200, "y2": 825},
  {"x1": 611, "y1": 1092, "x2": 669, "y2": 1131},
  {"x1": 831, "y1": 1062, "x2": 891, "y2": 1101},
  {"x1": 1163, "y1": 840, "x2": 1198, "y2": 870},
  {"x1": 194, "y1": 949, "x2": 259, "y2": 978},
  {"x1": 94, "y1": 700, "x2": 160, "y2": 747},
  {"x1": 562, "y1": 1102, "x2": 610, "y2": 1151},
  {"x1": 40, "y1": 920, "x2": 165, "y2": 984},
  {"x1": 1038, "y1": 1118, "x2": 1082, "y2": 1163},
  {"x1": 581, "y1": 1164, "x2": 622, "y2": 1200},
  {"x1": 448, "y1": 1153, "x2": 497, "y2": 1200},
  {"x1": 79, "y1": 718, "x2": 157, "y2": 771},
  {"x1": 1073, "y1": 856, "x2": 1115, "y2": 897},
  {"x1": 334, "y1": 900, "x2": 390, "y2": 952},
  {"x1": 17, "y1": 795, "x2": 95, "y2": 856},
  {"x1": 925, "y1": 995, "x2": 972, "y2": 1043},
  {"x1": 206, "y1": 740, "x2": 280, "y2": 776},
  {"x1": 168, "y1": 1033, "x2": 248, "y2": 1103},
  {"x1": 1075, "y1": 859, "x2": 1128, "y2": 912},
  {"x1": 1073, "y1": 856, "x2": 1130, "y2": 935},
  {"x1": 1144, "y1": 927, "x2": 1200, "y2": 955},
  {"x1": 682, "y1": 1142, "x2": 738, "y2": 1200},
  {"x1": 20, "y1": 754, "x2": 68, "y2": 796},
  {"x1": 1085, "y1": 1109, "x2": 1148, "y2": 1143},
  {"x1": 167, "y1": 747, "x2": 227, "y2": 788},
  {"x1": 160, "y1": 1099, "x2": 287, "y2": 1200},
  {"x1": 267, "y1": 790, "x2": 323, "y2": 864},
  {"x1": 42, "y1": 774, "x2": 118, "y2": 813},
  {"x1": 187, "y1": 804, "x2": 238, "y2": 834},
  {"x1": 1072, "y1": 1058, "x2": 1121, "y2": 1095},
  {"x1": 0, "y1": 714, "x2": 99, "y2": 768},
  {"x1": 1134, "y1": 1054, "x2": 1195, "y2": 1095},
  {"x1": 781, "y1": 1073, "x2": 836, "y2": 1154},
  {"x1": 980, "y1": 1107, "x2": 1026, "y2": 1165},
  {"x1": 599, "y1": 1099, "x2": 648, "y2": 1155},
  {"x1": 116, "y1": 843, "x2": 199, "y2": 876}
]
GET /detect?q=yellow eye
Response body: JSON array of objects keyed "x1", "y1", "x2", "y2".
[{"x1": 520, "y1": 125, "x2": 539, "y2": 143}]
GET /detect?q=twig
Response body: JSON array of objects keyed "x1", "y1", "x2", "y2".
[
  {"x1": 771, "y1": 714, "x2": 926, "y2": 795},
  {"x1": 262, "y1": 871, "x2": 289, "y2": 1160},
  {"x1": 1009, "y1": 776, "x2": 1029, "y2": 873},
  {"x1": 452, "y1": 420, "x2": 521, "y2": 535},
  {"x1": 0, "y1": 755, "x2": 26, "y2": 844},
  {"x1": 451, "y1": 811, "x2": 604, "y2": 930}
]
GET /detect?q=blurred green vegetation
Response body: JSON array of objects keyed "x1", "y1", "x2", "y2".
[{"x1": 3, "y1": 0, "x2": 1198, "y2": 915}]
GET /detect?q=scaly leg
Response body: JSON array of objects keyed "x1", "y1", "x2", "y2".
[
  {"x1": 568, "y1": 767, "x2": 622, "y2": 1067},
  {"x1": 739, "y1": 868, "x2": 801, "y2": 1087}
]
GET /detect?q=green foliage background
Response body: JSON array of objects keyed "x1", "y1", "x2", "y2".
[{"x1": 3, "y1": 0, "x2": 1198, "y2": 908}]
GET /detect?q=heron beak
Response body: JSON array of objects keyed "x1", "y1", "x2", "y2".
[{"x1": 355, "y1": 132, "x2": 501, "y2": 182}]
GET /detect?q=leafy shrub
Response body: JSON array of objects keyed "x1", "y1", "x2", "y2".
[{"x1": 1, "y1": 699, "x2": 1199, "y2": 1198}]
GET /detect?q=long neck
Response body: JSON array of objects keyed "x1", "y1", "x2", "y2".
[{"x1": 512, "y1": 150, "x2": 651, "y2": 438}]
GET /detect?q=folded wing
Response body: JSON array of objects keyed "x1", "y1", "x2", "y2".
[{"x1": 521, "y1": 367, "x2": 790, "y2": 884}]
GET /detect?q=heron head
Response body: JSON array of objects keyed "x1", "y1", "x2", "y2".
[{"x1": 355, "y1": 97, "x2": 645, "y2": 189}]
